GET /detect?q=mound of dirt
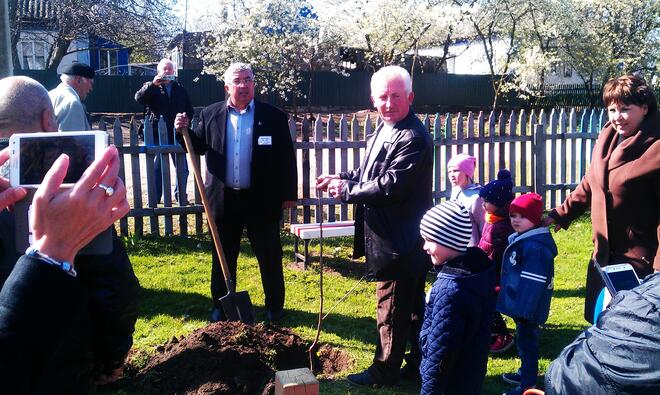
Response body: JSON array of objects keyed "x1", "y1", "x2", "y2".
[{"x1": 114, "y1": 321, "x2": 352, "y2": 395}]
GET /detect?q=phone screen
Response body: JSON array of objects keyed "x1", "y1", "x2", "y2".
[
  {"x1": 607, "y1": 269, "x2": 640, "y2": 293},
  {"x1": 19, "y1": 135, "x2": 95, "y2": 185}
]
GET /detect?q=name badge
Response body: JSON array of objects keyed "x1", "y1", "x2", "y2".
[{"x1": 258, "y1": 136, "x2": 272, "y2": 145}]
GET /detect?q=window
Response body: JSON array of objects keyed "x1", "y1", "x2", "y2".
[
  {"x1": 563, "y1": 63, "x2": 572, "y2": 78},
  {"x1": 99, "y1": 49, "x2": 119, "y2": 75},
  {"x1": 550, "y1": 61, "x2": 560, "y2": 75},
  {"x1": 20, "y1": 40, "x2": 47, "y2": 70}
]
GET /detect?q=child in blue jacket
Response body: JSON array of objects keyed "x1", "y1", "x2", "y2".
[
  {"x1": 418, "y1": 201, "x2": 497, "y2": 395},
  {"x1": 498, "y1": 193, "x2": 557, "y2": 395}
]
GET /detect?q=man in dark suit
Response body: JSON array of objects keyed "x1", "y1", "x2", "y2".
[
  {"x1": 174, "y1": 63, "x2": 297, "y2": 322},
  {"x1": 317, "y1": 65, "x2": 432, "y2": 387},
  {"x1": 135, "y1": 58, "x2": 194, "y2": 204}
]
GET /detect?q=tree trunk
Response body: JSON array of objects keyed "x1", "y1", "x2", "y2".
[{"x1": 48, "y1": 36, "x2": 72, "y2": 70}]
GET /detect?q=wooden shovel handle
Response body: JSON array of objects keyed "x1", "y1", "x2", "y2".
[{"x1": 178, "y1": 126, "x2": 236, "y2": 293}]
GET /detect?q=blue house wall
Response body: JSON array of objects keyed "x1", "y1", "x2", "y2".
[{"x1": 89, "y1": 36, "x2": 130, "y2": 75}]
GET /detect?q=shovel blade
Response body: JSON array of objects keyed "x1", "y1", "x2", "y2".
[{"x1": 220, "y1": 290, "x2": 255, "y2": 324}]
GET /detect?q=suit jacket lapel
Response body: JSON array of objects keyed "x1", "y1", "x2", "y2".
[{"x1": 212, "y1": 102, "x2": 228, "y2": 155}]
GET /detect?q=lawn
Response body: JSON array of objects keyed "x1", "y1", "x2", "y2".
[{"x1": 115, "y1": 214, "x2": 593, "y2": 395}]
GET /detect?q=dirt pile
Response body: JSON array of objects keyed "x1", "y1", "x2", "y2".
[{"x1": 114, "y1": 321, "x2": 352, "y2": 395}]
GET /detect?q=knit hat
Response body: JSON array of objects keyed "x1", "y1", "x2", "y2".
[
  {"x1": 420, "y1": 201, "x2": 473, "y2": 253},
  {"x1": 509, "y1": 193, "x2": 544, "y2": 226},
  {"x1": 447, "y1": 153, "x2": 476, "y2": 179},
  {"x1": 60, "y1": 63, "x2": 95, "y2": 79},
  {"x1": 479, "y1": 169, "x2": 514, "y2": 207}
]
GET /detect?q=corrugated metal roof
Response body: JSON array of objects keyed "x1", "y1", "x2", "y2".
[{"x1": 16, "y1": 0, "x2": 56, "y2": 20}]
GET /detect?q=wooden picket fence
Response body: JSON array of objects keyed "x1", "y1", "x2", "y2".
[{"x1": 99, "y1": 107, "x2": 608, "y2": 237}]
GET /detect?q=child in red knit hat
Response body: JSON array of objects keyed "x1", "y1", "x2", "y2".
[{"x1": 498, "y1": 193, "x2": 557, "y2": 395}]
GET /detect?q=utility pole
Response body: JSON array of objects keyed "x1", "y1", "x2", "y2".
[{"x1": 0, "y1": 0, "x2": 13, "y2": 77}]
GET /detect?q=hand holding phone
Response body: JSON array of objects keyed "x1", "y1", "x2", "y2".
[{"x1": 9, "y1": 131, "x2": 107, "y2": 188}]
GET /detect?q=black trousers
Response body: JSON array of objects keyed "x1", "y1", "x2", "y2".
[
  {"x1": 368, "y1": 272, "x2": 426, "y2": 383},
  {"x1": 210, "y1": 188, "x2": 285, "y2": 313}
]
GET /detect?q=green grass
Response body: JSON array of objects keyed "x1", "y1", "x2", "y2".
[{"x1": 112, "y1": 215, "x2": 593, "y2": 395}]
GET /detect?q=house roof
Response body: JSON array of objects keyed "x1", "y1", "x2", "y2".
[{"x1": 15, "y1": 0, "x2": 56, "y2": 20}]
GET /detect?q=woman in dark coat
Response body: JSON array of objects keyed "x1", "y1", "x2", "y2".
[{"x1": 545, "y1": 74, "x2": 660, "y2": 322}]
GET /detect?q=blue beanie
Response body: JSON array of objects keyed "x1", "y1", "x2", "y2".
[{"x1": 479, "y1": 169, "x2": 514, "y2": 208}]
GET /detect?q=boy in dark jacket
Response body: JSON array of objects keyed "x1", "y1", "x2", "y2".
[
  {"x1": 418, "y1": 201, "x2": 497, "y2": 395},
  {"x1": 478, "y1": 169, "x2": 516, "y2": 354},
  {"x1": 498, "y1": 193, "x2": 557, "y2": 395}
]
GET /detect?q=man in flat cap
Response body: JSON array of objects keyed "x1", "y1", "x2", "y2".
[{"x1": 49, "y1": 63, "x2": 95, "y2": 131}]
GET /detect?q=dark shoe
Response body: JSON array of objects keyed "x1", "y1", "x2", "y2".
[
  {"x1": 502, "y1": 372, "x2": 522, "y2": 385},
  {"x1": 266, "y1": 309, "x2": 286, "y2": 322},
  {"x1": 399, "y1": 363, "x2": 421, "y2": 382},
  {"x1": 491, "y1": 333, "x2": 515, "y2": 354},
  {"x1": 346, "y1": 370, "x2": 384, "y2": 388},
  {"x1": 210, "y1": 307, "x2": 226, "y2": 323}
]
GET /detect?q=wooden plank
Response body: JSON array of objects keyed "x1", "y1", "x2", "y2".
[
  {"x1": 288, "y1": 116, "x2": 297, "y2": 225},
  {"x1": 301, "y1": 116, "x2": 312, "y2": 223},
  {"x1": 128, "y1": 118, "x2": 144, "y2": 237},
  {"x1": 143, "y1": 117, "x2": 159, "y2": 235},
  {"x1": 569, "y1": 108, "x2": 578, "y2": 189},
  {"x1": 477, "y1": 111, "x2": 485, "y2": 191},
  {"x1": 443, "y1": 113, "x2": 453, "y2": 199},
  {"x1": 519, "y1": 109, "x2": 528, "y2": 191},
  {"x1": 508, "y1": 110, "x2": 517, "y2": 186},
  {"x1": 112, "y1": 117, "x2": 129, "y2": 236},
  {"x1": 327, "y1": 115, "x2": 336, "y2": 222},
  {"x1": 548, "y1": 109, "x2": 558, "y2": 208},
  {"x1": 157, "y1": 116, "x2": 173, "y2": 235},
  {"x1": 456, "y1": 112, "x2": 464, "y2": 155},
  {"x1": 339, "y1": 115, "x2": 349, "y2": 221},
  {"x1": 559, "y1": 109, "x2": 568, "y2": 204},
  {"x1": 191, "y1": 114, "x2": 203, "y2": 234},
  {"x1": 533, "y1": 124, "x2": 547, "y2": 204},
  {"x1": 433, "y1": 114, "x2": 442, "y2": 203},
  {"x1": 580, "y1": 109, "x2": 590, "y2": 180},
  {"x1": 466, "y1": 112, "x2": 475, "y2": 158},
  {"x1": 497, "y1": 111, "x2": 506, "y2": 172},
  {"x1": 314, "y1": 114, "x2": 324, "y2": 223},
  {"x1": 487, "y1": 111, "x2": 496, "y2": 182}
]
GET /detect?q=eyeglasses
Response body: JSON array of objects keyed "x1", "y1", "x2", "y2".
[{"x1": 229, "y1": 77, "x2": 254, "y2": 86}]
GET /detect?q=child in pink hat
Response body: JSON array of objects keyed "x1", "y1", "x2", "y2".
[{"x1": 447, "y1": 153, "x2": 484, "y2": 246}]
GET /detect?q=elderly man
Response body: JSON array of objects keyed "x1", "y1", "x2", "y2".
[
  {"x1": 174, "y1": 63, "x2": 297, "y2": 322},
  {"x1": 317, "y1": 65, "x2": 433, "y2": 386},
  {"x1": 48, "y1": 63, "x2": 95, "y2": 131},
  {"x1": 135, "y1": 58, "x2": 194, "y2": 203},
  {"x1": 0, "y1": 76, "x2": 139, "y2": 392}
]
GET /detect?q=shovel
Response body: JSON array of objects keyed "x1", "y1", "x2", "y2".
[{"x1": 178, "y1": 125, "x2": 255, "y2": 324}]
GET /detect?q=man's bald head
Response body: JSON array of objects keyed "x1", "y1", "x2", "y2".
[{"x1": 0, "y1": 76, "x2": 57, "y2": 137}]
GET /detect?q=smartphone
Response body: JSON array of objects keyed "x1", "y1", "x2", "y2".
[
  {"x1": 9, "y1": 131, "x2": 107, "y2": 188},
  {"x1": 596, "y1": 263, "x2": 641, "y2": 296},
  {"x1": 162, "y1": 74, "x2": 176, "y2": 81}
]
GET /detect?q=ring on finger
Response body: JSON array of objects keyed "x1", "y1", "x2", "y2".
[{"x1": 98, "y1": 183, "x2": 114, "y2": 197}]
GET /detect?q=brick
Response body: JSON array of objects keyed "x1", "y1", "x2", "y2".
[{"x1": 275, "y1": 368, "x2": 319, "y2": 395}]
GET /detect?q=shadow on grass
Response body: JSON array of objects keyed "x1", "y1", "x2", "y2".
[
  {"x1": 138, "y1": 287, "x2": 211, "y2": 321},
  {"x1": 484, "y1": 323, "x2": 587, "y2": 394},
  {"x1": 138, "y1": 287, "x2": 379, "y2": 346},
  {"x1": 552, "y1": 287, "x2": 586, "y2": 298}
]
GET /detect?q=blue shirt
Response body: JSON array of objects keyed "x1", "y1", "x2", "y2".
[{"x1": 225, "y1": 100, "x2": 254, "y2": 189}]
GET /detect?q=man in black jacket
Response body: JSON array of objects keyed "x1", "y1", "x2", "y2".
[
  {"x1": 174, "y1": 63, "x2": 297, "y2": 322},
  {"x1": 0, "y1": 76, "x2": 139, "y2": 393},
  {"x1": 317, "y1": 65, "x2": 433, "y2": 386},
  {"x1": 135, "y1": 58, "x2": 194, "y2": 204}
]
